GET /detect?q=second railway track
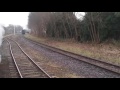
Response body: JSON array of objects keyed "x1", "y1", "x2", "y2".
[
  {"x1": 24, "y1": 37, "x2": 120, "y2": 75},
  {"x1": 6, "y1": 38, "x2": 51, "y2": 78}
]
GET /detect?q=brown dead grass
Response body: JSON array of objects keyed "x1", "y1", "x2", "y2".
[{"x1": 25, "y1": 34, "x2": 120, "y2": 66}]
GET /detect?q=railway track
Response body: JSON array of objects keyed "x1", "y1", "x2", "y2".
[
  {"x1": 24, "y1": 37, "x2": 120, "y2": 75},
  {"x1": 5, "y1": 38, "x2": 51, "y2": 78},
  {"x1": 2, "y1": 39, "x2": 19, "y2": 78}
]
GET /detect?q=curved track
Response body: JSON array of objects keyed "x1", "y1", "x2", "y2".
[
  {"x1": 24, "y1": 37, "x2": 120, "y2": 75},
  {"x1": 6, "y1": 38, "x2": 51, "y2": 78}
]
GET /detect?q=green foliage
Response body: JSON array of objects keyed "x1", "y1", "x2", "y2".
[{"x1": 28, "y1": 12, "x2": 120, "y2": 43}]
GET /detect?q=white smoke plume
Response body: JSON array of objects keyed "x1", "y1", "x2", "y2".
[{"x1": 0, "y1": 25, "x2": 5, "y2": 63}]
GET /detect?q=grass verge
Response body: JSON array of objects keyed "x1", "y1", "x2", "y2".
[{"x1": 25, "y1": 34, "x2": 120, "y2": 66}]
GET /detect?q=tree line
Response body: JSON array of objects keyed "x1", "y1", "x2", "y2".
[
  {"x1": 4, "y1": 24, "x2": 23, "y2": 35},
  {"x1": 28, "y1": 12, "x2": 120, "y2": 43}
]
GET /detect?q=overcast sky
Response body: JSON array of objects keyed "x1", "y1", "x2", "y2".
[
  {"x1": 76, "y1": 12, "x2": 85, "y2": 19},
  {"x1": 0, "y1": 12, "x2": 29, "y2": 29},
  {"x1": 0, "y1": 12, "x2": 85, "y2": 29}
]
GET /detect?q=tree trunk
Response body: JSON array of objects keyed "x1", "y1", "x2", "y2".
[{"x1": 61, "y1": 19, "x2": 69, "y2": 38}]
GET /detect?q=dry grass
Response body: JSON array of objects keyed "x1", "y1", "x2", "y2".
[{"x1": 25, "y1": 34, "x2": 120, "y2": 66}]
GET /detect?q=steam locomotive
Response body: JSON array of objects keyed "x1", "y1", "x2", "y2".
[{"x1": 22, "y1": 29, "x2": 28, "y2": 35}]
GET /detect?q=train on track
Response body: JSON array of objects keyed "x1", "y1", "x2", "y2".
[
  {"x1": 22, "y1": 30, "x2": 26, "y2": 35},
  {"x1": 22, "y1": 29, "x2": 30, "y2": 35}
]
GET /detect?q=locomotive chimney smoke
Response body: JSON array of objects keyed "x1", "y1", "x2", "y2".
[{"x1": 0, "y1": 25, "x2": 5, "y2": 63}]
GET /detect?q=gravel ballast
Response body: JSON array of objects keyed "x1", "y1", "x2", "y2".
[{"x1": 11, "y1": 35, "x2": 120, "y2": 78}]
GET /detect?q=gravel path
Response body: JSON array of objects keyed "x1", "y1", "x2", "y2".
[
  {"x1": 12, "y1": 35, "x2": 120, "y2": 78},
  {"x1": 1, "y1": 40, "x2": 11, "y2": 78}
]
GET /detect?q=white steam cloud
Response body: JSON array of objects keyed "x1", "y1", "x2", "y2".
[{"x1": 0, "y1": 25, "x2": 5, "y2": 63}]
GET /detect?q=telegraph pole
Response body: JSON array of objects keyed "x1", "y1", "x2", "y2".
[{"x1": 14, "y1": 26, "x2": 15, "y2": 35}]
